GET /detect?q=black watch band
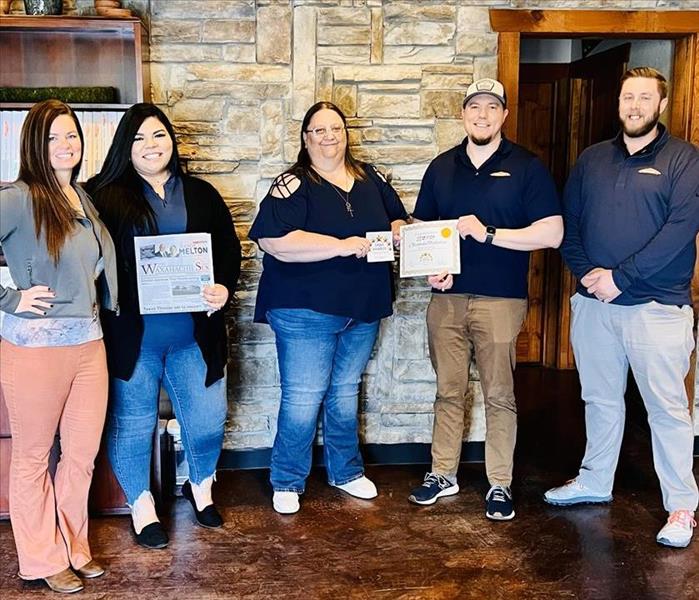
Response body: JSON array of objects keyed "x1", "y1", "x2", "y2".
[{"x1": 485, "y1": 225, "x2": 496, "y2": 245}]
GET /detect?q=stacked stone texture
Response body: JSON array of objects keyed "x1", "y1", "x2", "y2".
[{"x1": 66, "y1": 1, "x2": 697, "y2": 449}]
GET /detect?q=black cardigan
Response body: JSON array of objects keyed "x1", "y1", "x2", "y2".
[{"x1": 93, "y1": 175, "x2": 241, "y2": 386}]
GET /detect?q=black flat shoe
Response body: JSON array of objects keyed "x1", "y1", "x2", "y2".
[
  {"x1": 132, "y1": 522, "x2": 169, "y2": 549},
  {"x1": 182, "y1": 480, "x2": 223, "y2": 529}
]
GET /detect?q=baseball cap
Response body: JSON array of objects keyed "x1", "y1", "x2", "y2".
[{"x1": 463, "y1": 78, "x2": 507, "y2": 108}]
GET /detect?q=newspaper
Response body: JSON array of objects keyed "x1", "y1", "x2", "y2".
[{"x1": 134, "y1": 233, "x2": 213, "y2": 314}]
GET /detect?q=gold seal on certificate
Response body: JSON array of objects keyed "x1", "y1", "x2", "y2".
[{"x1": 399, "y1": 220, "x2": 461, "y2": 278}]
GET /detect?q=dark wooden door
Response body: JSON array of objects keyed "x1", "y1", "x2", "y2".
[
  {"x1": 516, "y1": 64, "x2": 571, "y2": 365},
  {"x1": 516, "y1": 44, "x2": 630, "y2": 368},
  {"x1": 558, "y1": 44, "x2": 630, "y2": 368},
  {"x1": 569, "y1": 43, "x2": 630, "y2": 150}
]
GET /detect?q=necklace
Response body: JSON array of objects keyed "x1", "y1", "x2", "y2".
[{"x1": 327, "y1": 176, "x2": 354, "y2": 218}]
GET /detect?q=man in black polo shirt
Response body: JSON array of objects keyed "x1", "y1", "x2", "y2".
[
  {"x1": 545, "y1": 67, "x2": 699, "y2": 548},
  {"x1": 408, "y1": 78, "x2": 563, "y2": 520}
]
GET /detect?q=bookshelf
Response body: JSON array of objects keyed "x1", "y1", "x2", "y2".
[
  {"x1": 0, "y1": 15, "x2": 149, "y2": 519},
  {"x1": 0, "y1": 15, "x2": 149, "y2": 183},
  {"x1": 0, "y1": 16, "x2": 148, "y2": 103}
]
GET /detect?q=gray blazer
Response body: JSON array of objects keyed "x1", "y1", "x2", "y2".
[{"x1": 0, "y1": 180, "x2": 118, "y2": 317}]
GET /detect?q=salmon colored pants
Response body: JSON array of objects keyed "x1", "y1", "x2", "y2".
[{"x1": 0, "y1": 339, "x2": 108, "y2": 579}]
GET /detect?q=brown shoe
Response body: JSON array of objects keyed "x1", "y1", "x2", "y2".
[
  {"x1": 44, "y1": 568, "x2": 84, "y2": 593},
  {"x1": 75, "y1": 560, "x2": 105, "y2": 579}
]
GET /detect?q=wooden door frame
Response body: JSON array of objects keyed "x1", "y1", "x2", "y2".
[
  {"x1": 490, "y1": 10, "x2": 699, "y2": 145},
  {"x1": 491, "y1": 9, "x2": 699, "y2": 411}
]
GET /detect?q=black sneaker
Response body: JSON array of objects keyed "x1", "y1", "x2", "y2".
[
  {"x1": 485, "y1": 485, "x2": 515, "y2": 521},
  {"x1": 408, "y1": 472, "x2": 459, "y2": 505}
]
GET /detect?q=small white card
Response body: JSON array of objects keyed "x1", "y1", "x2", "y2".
[{"x1": 366, "y1": 231, "x2": 395, "y2": 263}]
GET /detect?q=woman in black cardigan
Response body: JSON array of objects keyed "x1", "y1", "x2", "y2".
[{"x1": 86, "y1": 103, "x2": 240, "y2": 549}]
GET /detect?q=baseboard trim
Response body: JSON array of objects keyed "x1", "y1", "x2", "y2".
[
  {"x1": 217, "y1": 441, "x2": 485, "y2": 471},
  {"x1": 218, "y1": 437, "x2": 699, "y2": 469}
]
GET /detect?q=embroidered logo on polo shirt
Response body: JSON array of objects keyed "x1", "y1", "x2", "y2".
[
  {"x1": 638, "y1": 167, "x2": 662, "y2": 175},
  {"x1": 490, "y1": 171, "x2": 511, "y2": 177}
]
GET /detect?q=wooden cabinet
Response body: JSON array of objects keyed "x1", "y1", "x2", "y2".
[
  {"x1": 0, "y1": 15, "x2": 148, "y2": 519},
  {"x1": 0, "y1": 387, "x2": 10, "y2": 518},
  {"x1": 0, "y1": 384, "x2": 131, "y2": 519}
]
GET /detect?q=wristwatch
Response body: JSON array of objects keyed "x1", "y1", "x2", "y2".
[{"x1": 485, "y1": 225, "x2": 496, "y2": 245}]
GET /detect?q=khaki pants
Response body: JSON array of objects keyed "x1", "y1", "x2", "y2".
[
  {"x1": 426, "y1": 294, "x2": 528, "y2": 487},
  {"x1": 0, "y1": 339, "x2": 108, "y2": 579}
]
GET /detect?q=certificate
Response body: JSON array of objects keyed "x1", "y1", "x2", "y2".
[
  {"x1": 399, "y1": 220, "x2": 461, "y2": 278},
  {"x1": 134, "y1": 233, "x2": 214, "y2": 314}
]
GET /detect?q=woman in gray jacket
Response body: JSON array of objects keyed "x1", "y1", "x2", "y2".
[{"x1": 0, "y1": 100, "x2": 118, "y2": 594}]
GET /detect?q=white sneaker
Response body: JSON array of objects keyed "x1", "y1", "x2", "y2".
[
  {"x1": 544, "y1": 478, "x2": 612, "y2": 506},
  {"x1": 273, "y1": 491, "x2": 300, "y2": 514},
  {"x1": 656, "y1": 510, "x2": 696, "y2": 548},
  {"x1": 332, "y1": 476, "x2": 378, "y2": 499}
]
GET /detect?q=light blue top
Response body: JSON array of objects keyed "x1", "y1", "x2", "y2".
[{"x1": 141, "y1": 174, "x2": 194, "y2": 346}]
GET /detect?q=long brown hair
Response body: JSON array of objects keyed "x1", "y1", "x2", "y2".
[
  {"x1": 18, "y1": 99, "x2": 84, "y2": 263},
  {"x1": 289, "y1": 101, "x2": 366, "y2": 183}
]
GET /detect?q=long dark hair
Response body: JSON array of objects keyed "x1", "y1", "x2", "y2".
[
  {"x1": 19, "y1": 99, "x2": 84, "y2": 263},
  {"x1": 86, "y1": 103, "x2": 183, "y2": 234},
  {"x1": 288, "y1": 101, "x2": 366, "y2": 183}
]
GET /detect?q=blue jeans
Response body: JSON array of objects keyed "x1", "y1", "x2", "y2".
[
  {"x1": 107, "y1": 340, "x2": 226, "y2": 505},
  {"x1": 267, "y1": 308, "x2": 380, "y2": 493}
]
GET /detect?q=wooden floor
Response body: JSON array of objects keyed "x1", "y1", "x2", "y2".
[{"x1": 1, "y1": 368, "x2": 698, "y2": 599}]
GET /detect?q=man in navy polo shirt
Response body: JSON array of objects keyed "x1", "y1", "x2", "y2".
[
  {"x1": 545, "y1": 67, "x2": 699, "y2": 548},
  {"x1": 408, "y1": 78, "x2": 563, "y2": 520}
]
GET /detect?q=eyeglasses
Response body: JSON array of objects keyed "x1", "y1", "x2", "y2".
[{"x1": 305, "y1": 125, "x2": 345, "y2": 138}]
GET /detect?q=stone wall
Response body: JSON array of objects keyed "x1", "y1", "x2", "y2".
[{"x1": 68, "y1": 1, "x2": 698, "y2": 450}]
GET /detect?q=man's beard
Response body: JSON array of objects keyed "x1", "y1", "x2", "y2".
[
  {"x1": 620, "y1": 106, "x2": 661, "y2": 138},
  {"x1": 469, "y1": 133, "x2": 494, "y2": 146}
]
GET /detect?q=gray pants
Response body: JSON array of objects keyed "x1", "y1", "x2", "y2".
[{"x1": 571, "y1": 293, "x2": 698, "y2": 512}]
